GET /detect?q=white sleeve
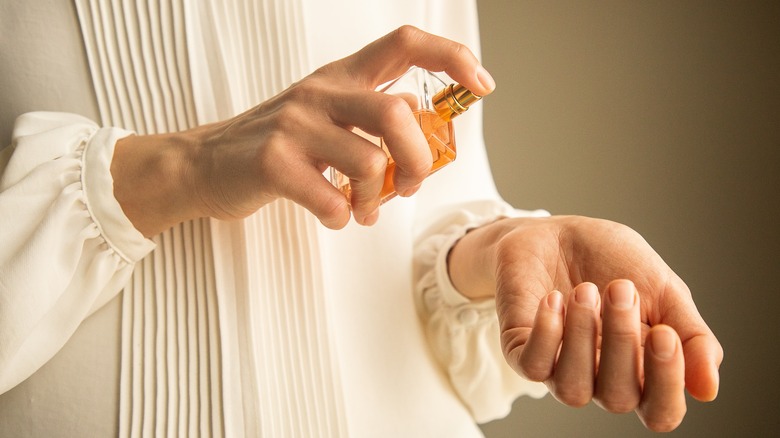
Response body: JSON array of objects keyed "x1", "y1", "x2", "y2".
[
  {"x1": 413, "y1": 200, "x2": 550, "y2": 424},
  {"x1": 0, "y1": 112, "x2": 155, "y2": 395}
]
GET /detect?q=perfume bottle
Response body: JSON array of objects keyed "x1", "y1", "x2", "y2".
[{"x1": 330, "y1": 67, "x2": 482, "y2": 204}]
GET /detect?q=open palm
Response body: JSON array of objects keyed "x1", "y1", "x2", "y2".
[{"x1": 486, "y1": 216, "x2": 722, "y2": 431}]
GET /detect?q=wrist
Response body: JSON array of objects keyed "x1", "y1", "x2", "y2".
[
  {"x1": 111, "y1": 130, "x2": 202, "y2": 237},
  {"x1": 446, "y1": 216, "x2": 512, "y2": 300}
]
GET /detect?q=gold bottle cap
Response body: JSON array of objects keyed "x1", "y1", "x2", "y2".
[{"x1": 433, "y1": 84, "x2": 482, "y2": 121}]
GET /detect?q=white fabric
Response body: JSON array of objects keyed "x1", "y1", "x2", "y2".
[
  {"x1": 413, "y1": 201, "x2": 550, "y2": 423},
  {"x1": 0, "y1": 112, "x2": 149, "y2": 393},
  {"x1": 0, "y1": 0, "x2": 548, "y2": 437}
]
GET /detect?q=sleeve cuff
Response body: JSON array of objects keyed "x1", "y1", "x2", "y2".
[{"x1": 82, "y1": 127, "x2": 156, "y2": 263}]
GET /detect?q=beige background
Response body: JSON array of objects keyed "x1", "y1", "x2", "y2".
[
  {"x1": 1, "y1": 1, "x2": 777, "y2": 437},
  {"x1": 476, "y1": 1, "x2": 780, "y2": 437}
]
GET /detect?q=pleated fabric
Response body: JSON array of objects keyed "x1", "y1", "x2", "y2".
[
  {"x1": 74, "y1": 1, "x2": 223, "y2": 437},
  {"x1": 74, "y1": 0, "x2": 347, "y2": 436},
  {"x1": 188, "y1": 1, "x2": 348, "y2": 435}
]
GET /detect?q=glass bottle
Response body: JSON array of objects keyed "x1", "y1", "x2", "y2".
[{"x1": 329, "y1": 67, "x2": 482, "y2": 204}]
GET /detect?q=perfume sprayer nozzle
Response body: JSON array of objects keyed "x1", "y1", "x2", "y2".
[{"x1": 432, "y1": 84, "x2": 482, "y2": 121}]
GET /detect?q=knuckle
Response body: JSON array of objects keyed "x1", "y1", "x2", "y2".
[
  {"x1": 255, "y1": 131, "x2": 286, "y2": 164},
  {"x1": 603, "y1": 328, "x2": 642, "y2": 350},
  {"x1": 349, "y1": 148, "x2": 387, "y2": 183},
  {"x1": 554, "y1": 391, "x2": 590, "y2": 408},
  {"x1": 267, "y1": 102, "x2": 307, "y2": 134},
  {"x1": 448, "y1": 40, "x2": 473, "y2": 62},
  {"x1": 517, "y1": 355, "x2": 551, "y2": 382},
  {"x1": 347, "y1": 145, "x2": 387, "y2": 180},
  {"x1": 361, "y1": 148, "x2": 389, "y2": 177},
  {"x1": 409, "y1": 162, "x2": 433, "y2": 183},
  {"x1": 392, "y1": 25, "x2": 424, "y2": 47},
  {"x1": 390, "y1": 24, "x2": 471, "y2": 63},
  {"x1": 716, "y1": 342, "x2": 725, "y2": 364},
  {"x1": 553, "y1": 386, "x2": 592, "y2": 408},
  {"x1": 396, "y1": 155, "x2": 432, "y2": 183},
  {"x1": 500, "y1": 330, "x2": 523, "y2": 359},
  {"x1": 285, "y1": 78, "x2": 320, "y2": 101},
  {"x1": 500, "y1": 328, "x2": 553, "y2": 382},
  {"x1": 597, "y1": 395, "x2": 639, "y2": 414},
  {"x1": 643, "y1": 417, "x2": 684, "y2": 433},
  {"x1": 637, "y1": 396, "x2": 687, "y2": 432},
  {"x1": 452, "y1": 41, "x2": 466, "y2": 57},
  {"x1": 281, "y1": 78, "x2": 331, "y2": 112},
  {"x1": 379, "y1": 95, "x2": 414, "y2": 129},
  {"x1": 311, "y1": 63, "x2": 335, "y2": 78},
  {"x1": 283, "y1": 81, "x2": 307, "y2": 102},
  {"x1": 316, "y1": 192, "x2": 349, "y2": 230}
]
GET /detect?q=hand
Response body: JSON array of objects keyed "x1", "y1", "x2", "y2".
[
  {"x1": 447, "y1": 215, "x2": 723, "y2": 432},
  {"x1": 111, "y1": 26, "x2": 496, "y2": 237}
]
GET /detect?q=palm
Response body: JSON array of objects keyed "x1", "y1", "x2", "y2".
[
  {"x1": 487, "y1": 215, "x2": 721, "y2": 431},
  {"x1": 495, "y1": 216, "x2": 676, "y2": 331}
]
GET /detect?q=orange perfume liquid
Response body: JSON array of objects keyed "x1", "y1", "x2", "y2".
[
  {"x1": 377, "y1": 109, "x2": 456, "y2": 203},
  {"x1": 329, "y1": 67, "x2": 480, "y2": 205}
]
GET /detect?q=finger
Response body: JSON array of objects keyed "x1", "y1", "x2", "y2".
[
  {"x1": 550, "y1": 283, "x2": 600, "y2": 407},
  {"x1": 308, "y1": 124, "x2": 389, "y2": 224},
  {"x1": 512, "y1": 291, "x2": 564, "y2": 382},
  {"x1": 683, "y1": 333, "x2": 723, "y2": 402},
  {"x1": 337, "y1": 25, "x2": 495, "y2": 96},
  {"x1": 635, "y1": 325, "x2": 687, "y2": 432},
  {"x1": 594, "y1": 280, "x2": 642, "y2": 413},
  {"x1": 327, "y1": 89, "x2": 431, "y2": 196},
  {"x1": 279, "y1": 164, "x2": 351, "y2": 229},
  {"x1": 270, "y1": 108, "x2": 385, "y2": 224},
  {"x1": 247, "y1": 117, "x2": 351, "y2": 227},
  {"x1": 651, "y1": 276, "x2": 723, "y2": 402}
]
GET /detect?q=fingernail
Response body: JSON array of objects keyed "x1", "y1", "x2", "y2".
[
  {"x1": 547, "y1": 291, "x2": 563, "y2": 313},
  {"x1": 608, "y1": 281, "x2": 635, "y2": 309},
  {"x1": 651, "y1": 328, "x2": 677, "y2": 360},
  {"x1": 476, "y1": 66, "x2": 496, "y2": 92},
  {"x1": 575, "y1": 284, "x2": 599, "y2": 308}
]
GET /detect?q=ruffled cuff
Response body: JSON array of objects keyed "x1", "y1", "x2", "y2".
[
  {"x1": 413, "y1": 200, "x2": 550, "y2": 423},
  {"x1": 7, "y1": 111, "x2": 156, "y2": 262},
  {"x1": 0, "y1": 112, "x2": 155, "y2": 394},
  {"x1": 83, "y1": 127, "x2": 156, "y2": 262}
]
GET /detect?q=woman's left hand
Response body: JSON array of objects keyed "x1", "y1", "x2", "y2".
[{"x1": 447, "y1": 215, "x2": 723, "y2": 432}]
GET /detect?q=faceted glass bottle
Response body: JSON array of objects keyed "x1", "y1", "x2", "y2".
[{"x1": 330, "y1": 67, "x2": 481, "y2": 204}]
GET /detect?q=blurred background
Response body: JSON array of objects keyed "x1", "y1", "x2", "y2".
[{"x1": 476, "y1": 1, "x2": 779, "y2": 437}]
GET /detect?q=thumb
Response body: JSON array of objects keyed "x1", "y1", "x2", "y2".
[
  {"x1": 502, "y1": 290, "x2": 565, "y2": 382},
  {"x1": 682, "y1": 334, "x2": 723, "y2": 401},
  {"x1": 652, "y1": 277, "x2": 723, "y2": 402},
  {"x1": 335, "y1": 25, "x2": 495, "y2": 96}
]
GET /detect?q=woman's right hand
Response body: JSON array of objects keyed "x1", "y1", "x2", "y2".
[{"x1": 111, "y1": 26, "x2": 496, "y2": 237}]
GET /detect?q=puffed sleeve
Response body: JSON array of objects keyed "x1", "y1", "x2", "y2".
[
  {"x1": 0, "y1": 112, "x2": 155, "y2": 395},
  {"x1": 413, "y1": 200, "x2": 549, "y2": 423}
]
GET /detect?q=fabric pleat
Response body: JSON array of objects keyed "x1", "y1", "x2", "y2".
[
  {"x1": 192, "y1": 0, "x2": 348, "y2": 435},
  {"x1": 244, "y1": 201, "x2": 347, "y2": 437},
  {"x1": 77, "y1": 0, "x2": 197, "y2": 133},
  {"x1": 75, "y1": 1, "x2": 222, "y2": 437},
  {"x1": 75, "y1": 0, "x2": 347, "y2": 436}
]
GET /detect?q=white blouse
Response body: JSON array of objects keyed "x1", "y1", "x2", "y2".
[{"x1": 0, "y1": 0, "x2": 547, "y2": 437}]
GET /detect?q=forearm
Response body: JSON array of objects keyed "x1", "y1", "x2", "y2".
[{"x1": 111, "y1": 130, "x2": 202, "y2": 237}]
